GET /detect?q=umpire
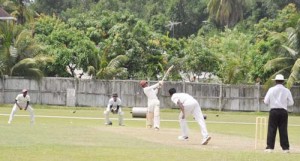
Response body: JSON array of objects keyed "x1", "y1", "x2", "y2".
[{"x1": 263, "y1": 74, "x2": 294, "y2": 153}]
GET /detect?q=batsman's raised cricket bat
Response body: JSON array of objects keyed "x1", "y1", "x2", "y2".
[{"x1": 161, "y1": 65, "x2": 174, "y2": 82}]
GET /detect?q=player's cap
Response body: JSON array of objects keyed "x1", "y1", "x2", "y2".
[
  {"x1": 112, "y1": 93, "x2": 118, "y2": 97},
  {"x1": 139, "y1": 80, "x2": 147, "y2": 87},
  {"x1": 22, "y1": 89, "x2": 28, "y2": 93}
]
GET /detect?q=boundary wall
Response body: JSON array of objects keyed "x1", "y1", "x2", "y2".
[{"x1": 1, "y1": 77, "x2": 299, "y2": 112}]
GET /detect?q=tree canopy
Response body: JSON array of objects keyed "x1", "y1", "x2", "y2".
[{"x1": 1, "y1": 0, "x2": 300, "y2": 87}]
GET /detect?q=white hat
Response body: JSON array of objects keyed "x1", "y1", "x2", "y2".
[
  {"x1": 272, "y1": 74, "x2": 285, "y2": 81},
  {"x1": 22, "y1": 89, "x2": 28, "y2": 92}
]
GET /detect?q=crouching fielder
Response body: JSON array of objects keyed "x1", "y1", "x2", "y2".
[
  {"x1": 104, "y1": 93, "x2": 124, "y2": 126},
  {"x1": 8, "y1": 89, "x2": 35, "y2": 124},
  {"x1": 169, "y1": 88, "x2": 211, "y2": 145},
  {"x1": 140, "y1": 80, "x2": 163, "y2": 130}
]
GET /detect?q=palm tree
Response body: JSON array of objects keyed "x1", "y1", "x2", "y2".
[
  {"x1": 11, "y1": 56, "x2": 54, "y2": 80},
  {"x1": 11, "y1": 29, "x2": 54, "y2": 79},
  {"x1": 0, "y1": 21, "x2": 19, "y2": 76},
  {"x1": 264, "y1": 24, "x2": 300, "y2": 88},
  {"x1": 207, "y1": 0, "x2": 245, "y2": 27},
  {"x1": 96, "y1": 55, "x2": 129, "y2": 79},
  {"x1": 96, "y1": 54, "x2": 129, "y2": 79},
  {"x1": 0, "y1": 21, "x2": 53, "y2": 79}
]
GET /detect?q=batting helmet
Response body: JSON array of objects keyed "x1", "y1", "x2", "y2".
[{"x1": 139, "y1": 80, "x2": 147, "y2": 87}]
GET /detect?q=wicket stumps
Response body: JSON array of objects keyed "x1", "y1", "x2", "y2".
[{"x1": 255, "y1": 117, "x2": 267, "y2": 149}]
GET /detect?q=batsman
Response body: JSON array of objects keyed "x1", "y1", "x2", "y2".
[
  {"x1": 104, "y1": 93, "x2": 124, "y2": 126},
  {"x1": 140, "y1": 80, "x2": 163, "y2": 130}
]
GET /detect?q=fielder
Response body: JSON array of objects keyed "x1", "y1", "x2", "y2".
[
  {"x1": 139, "y1": 80, "x2": 163, "y2": 130},
  {"x1": 104, "y1": 93, "x2": 124, "y2": 126},
  {"x1": 8, "y1": 89, "x2": 35, "y2": 124},
  {"x1": 169, "y1": 88, "x2": 211, "y2": 145}
]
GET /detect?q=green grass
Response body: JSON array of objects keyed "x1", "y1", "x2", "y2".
[{"x1": 0, "y1": 105, "x2": 300, "y2": 161}]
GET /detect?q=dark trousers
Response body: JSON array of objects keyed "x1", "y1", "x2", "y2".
[{"x1": 266, "y1": 109, "x2": 289, "y2": 150}]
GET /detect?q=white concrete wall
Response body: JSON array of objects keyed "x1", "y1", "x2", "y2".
[{"x1": 1, "y1": 77, "x2": 299, "y2": 113}]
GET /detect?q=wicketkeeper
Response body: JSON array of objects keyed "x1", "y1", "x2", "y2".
[{"x1": 104, "y1": 93, "x2": 124, "y2": 126}]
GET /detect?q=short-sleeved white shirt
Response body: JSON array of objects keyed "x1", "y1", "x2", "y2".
[
  {"x1": 171, "y1": 93, "x2": 197, "y2": 106},
  {"x1": 107, "y1": 97, "x2": 122, "y2": 108},
  {"x1": 15, "y1": 94, "x2": 30, "y2": 108},
  {"x1": 264, "y1": 84, "x2": 294, "y2": 110}
]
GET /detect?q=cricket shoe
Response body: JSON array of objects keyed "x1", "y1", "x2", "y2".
[
  {"x1": 105, "y1": 121, "x2": 112, "y2": 126},
  {"x1": 201, "y1": 136, "x2": 211, "y2": 145},
  {"x1": 178, "y1": 136, "x2": 189, "y2": 141},
  {"x1": 264, "y1": 149, "x2": 273, "y2": 153}
]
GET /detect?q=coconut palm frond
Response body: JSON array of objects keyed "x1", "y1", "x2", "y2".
[
  {"x1": 103, "y1": 67, "x2": 117, "y2": 78},
  {"x1": 24, "y1": 68, "x2": 44, "y2": 80},
  {"x1": 96, "y1": 54, "x2": 129, "y2": 79},
  {"x1": 96, "y1": 69, "x2": 104, "y2": 78},
  {"x1": 270, "y1": 31, "x2": 287, "y2": 43},
  {"x1": 107, "y1": 55, "x2": 129, "y2": 68},
  {"x1": 282, "y1": 45, "x2": 298, "y2": 57},
  {"x1": 264, "y1": 66, "x2": 292, "y2": 90},
  {"x1": 264, "y1": 57, "x2": 292, "y2": 71},
  {"x1": 11, "y1": 58, "x2": 36, "y2": 72},
  {"x1": 96, "y1": 66, "x2": 128, "y2": 80},
  {"x1": 33, "y1": 56, "x2": 55, "y2": 65},
  {"x1": 11, "y1": 67, "x2": 43, "y2": 80},
  {"x1": 287, "y1": 59, "x2": 300, "y2": 88},
  {"x1": 287, "y1": 31, "x2": 299, "y2": 49},
  {"x1": 285, "y1": 27, "x2": 296, "y2": 35},
  {"x1": 25, "y1": 44, "x2": 44, "y2": 55},
  {"x1": 96, "y1": 67, "x2": 115, "y2": 79},
  {"x1": 10, "y1": 57, "x2": 49, "y2": 80},
  {"x1": 14, "y1": 29, "x2": 44, "y2": 57},
  {"x1": 15, "y1": 29, "x2": 32, "y2": 45}
]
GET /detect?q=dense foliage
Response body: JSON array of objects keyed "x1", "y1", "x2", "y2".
[{"x1": 1, "y1": 0, "x2": 300, "y2": 87}]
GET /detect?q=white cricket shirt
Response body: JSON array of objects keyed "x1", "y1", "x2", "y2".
[
  {"x1": 171, "y1": 93, "x2": 197, "y2": 106},
  {"x1": 107, "y1": 98, "x2": 122, "y2": 108},
  {"x1": 15, "y1": 94, "x2": 30, "y2": 108},
  {"x1": 264, "y1": 84, "x2": 294, "y2": 110},
  {"x1": 143, "y1": 83, "x2": 160, "y2": 100}
]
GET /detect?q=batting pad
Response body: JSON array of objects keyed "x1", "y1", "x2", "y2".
[{"x1": 146, "y1": 112, "x2": 154, "y2": 128}]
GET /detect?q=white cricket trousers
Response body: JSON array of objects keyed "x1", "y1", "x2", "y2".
[
  {"x1": 103, "y1": 110, "x2": 124, "y2": 125},
  {"x1": 147, "y1": 99, "x2": 160, "y2": 128},
  {"x1": 179, "y1": 101, "x2": 208, "y2": 138},
  {"x1": 8, "y1": 104, "x2": 35, "y2": 123}
]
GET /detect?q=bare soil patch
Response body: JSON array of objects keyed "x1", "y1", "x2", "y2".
[
  {"x1": 99, "y1": 126, "x2": 263, "y2": 151},
  {"x1": 99, "y1": 125, "x2": 300, "y2": 153}
]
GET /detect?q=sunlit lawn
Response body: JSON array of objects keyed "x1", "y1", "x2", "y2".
[{"x1": 0, "y1": 104, "x2": 300, "y2": 161}]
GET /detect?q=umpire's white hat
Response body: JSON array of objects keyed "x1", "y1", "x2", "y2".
[{"x1": 272, "y1": 74, "x2": 285, "y2": 81}]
